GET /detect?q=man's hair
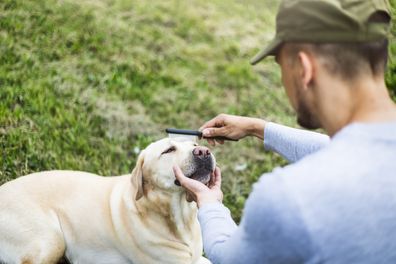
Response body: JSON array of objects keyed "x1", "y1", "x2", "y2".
[
  {"x1": 285, "y1": 39, "x2": 389, "y2": 81},
  {"x1": 284, "y1": 11, "x2": 390, "y2": 81}
]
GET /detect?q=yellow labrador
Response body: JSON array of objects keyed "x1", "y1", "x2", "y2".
[{"x1": 0, "y1": 138, "x2": 214, "y2": 264}]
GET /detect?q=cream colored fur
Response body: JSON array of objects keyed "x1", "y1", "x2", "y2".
[{"x1": 0, "y1": 138, "x2": 213, "y2": 264}]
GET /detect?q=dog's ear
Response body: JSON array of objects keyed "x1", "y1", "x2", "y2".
[
  {"x1": 186, "y1": 191, "x2": 194, "y2": 203},
  {"x1": 131, "y1": 151, "x2": 145, "y2": 201}
]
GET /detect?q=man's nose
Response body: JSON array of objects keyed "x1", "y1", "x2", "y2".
[{"x1": 193, "y1": 146, "x2": 211, "y2": 158}]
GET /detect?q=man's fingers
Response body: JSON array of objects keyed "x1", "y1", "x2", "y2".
[
  {"x1": 199, "y1": 114, "x2": 231, "y2": 145},
  {"x1": 215, "y1": 139, "x2": 225, "y2": 145},
  {"x1": 213, "y1": 167, "x2": 222, "y2": 188},
  {"x1": 208, "y1": 167, "x2": 222, "y2": 188},
  {"x1": 199, "y1": 114, "x2": 226, "y2": 131},
  {"x1": 202, "y1": 127, "x2": 227, "y2": 138},
  {"x1": 199, "y1": 116, "x2": 219, "y2": 132},
  {"x1": 207, "y1": 138, "x2": 216, "y2": 146}
]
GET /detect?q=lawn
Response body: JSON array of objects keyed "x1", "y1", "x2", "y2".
[{"x1": 1, "y1": 0, "x2": 395, "y2": 222}]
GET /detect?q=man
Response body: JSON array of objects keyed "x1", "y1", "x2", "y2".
[{"x1": 174, "y1": 0, "x2": 396, "y2": 263}]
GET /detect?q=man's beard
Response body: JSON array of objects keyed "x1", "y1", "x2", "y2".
[{"x1": 295, "y1": 83, "x2": 321, "y2": 130}]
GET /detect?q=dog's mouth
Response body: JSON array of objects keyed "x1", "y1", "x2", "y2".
[
  {"x1": 188, "y1": 155, "x2": 215, "y2": 183},
  {"x1": 186, "y1": 169, "x2": 212, "y2": 184},
  {"x1": 175, "y1": 156, "x2": 215, "y2": 186}
]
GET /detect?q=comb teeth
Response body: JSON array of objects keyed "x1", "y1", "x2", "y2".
[{"x1": 168, "y1": 133, "x2": 198, "y2": 142}]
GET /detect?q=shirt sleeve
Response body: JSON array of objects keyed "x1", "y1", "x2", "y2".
[
  {"x1": 264, "y1": 122, "x2": 330, "y2": 162},
  {"x1": 198, "y1": 169, "x2": 318, "y2": 264}
]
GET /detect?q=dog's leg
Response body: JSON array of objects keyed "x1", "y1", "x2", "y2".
[
  {"x1": 0, "y1": 230, "x2": 65, "y2": 264},
  {"x1": 0, "y1": 196, "x2": 67, "y2": 264},
  {"x1": 17, "y1": 234, "x2": 66, "y2": 264}
]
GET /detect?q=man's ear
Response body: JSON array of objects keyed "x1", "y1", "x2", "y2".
[
  {"x1": 131, "y1": 151, "x2": 145, "y2": 201},
  {"x1": 298, "y1": 51, "x2": 314, "y2": 90}
]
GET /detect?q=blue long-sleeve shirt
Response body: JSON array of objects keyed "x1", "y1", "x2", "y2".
[{"x1": 198, "y1": 121, "x2": 396, "y2": 264}]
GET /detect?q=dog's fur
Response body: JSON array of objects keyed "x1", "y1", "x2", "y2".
[{"x1": 0, "y1": 138, "x2": 214, "y2": 264}]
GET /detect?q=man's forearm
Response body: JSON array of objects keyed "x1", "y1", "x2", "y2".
[
  {"x1": 264, "y1": 122, "x2": 330, "y2": 162},
  {"x1": 198, "y1": 203, "x2": 237, "y2": 263}
]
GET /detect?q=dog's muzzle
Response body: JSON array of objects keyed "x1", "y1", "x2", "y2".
[
  {"x1": 174, "y1": 146, "x2": 215, "y2": 186},
  {"x1": 188, "y1": 146, "x2": 214, "y2": 183}
]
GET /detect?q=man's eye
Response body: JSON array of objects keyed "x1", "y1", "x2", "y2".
[{"x1": 162, "y1": 146, "x2": 176, "y2": 155}]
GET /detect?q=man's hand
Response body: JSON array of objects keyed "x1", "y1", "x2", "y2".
[
  {"x1": 173, "y1": 165, "x2": 223, "y2": 208},
  {"x1": 199, "y1": 114, "x2": 266, "y2": 146}
]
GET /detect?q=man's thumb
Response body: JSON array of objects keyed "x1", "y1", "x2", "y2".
[
  {"x1": 173, "y1": 165, "x2": 186, "y2": 181},
  {"x1": 173, "y1": 166, "x2": 193, "y2": 187},
  {"x1": 173, "y1": 165, "x2": 205, "y2": 192}
]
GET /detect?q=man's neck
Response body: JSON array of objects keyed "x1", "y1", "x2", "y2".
[{"x1": 317, "y1": 77, "x2": 396, "y2": 136}]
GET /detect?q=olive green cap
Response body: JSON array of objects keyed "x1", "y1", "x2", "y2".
[{"x1": 251, "y1": 0, "x2": 391, "y2": 65}]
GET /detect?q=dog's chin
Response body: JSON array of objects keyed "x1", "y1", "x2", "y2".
[
  {"x1": 185, "y1": 162, "x2": 214, "y2": 184},
  {"x1": 188, "y1": 172, "x2": 211, "y2": 185},
  {"x1": 183, "y1": 169, "x2": 213, "y2": 203},
  {"x1": 184, "y1": 172, "x2": 212, "y2": 203}
]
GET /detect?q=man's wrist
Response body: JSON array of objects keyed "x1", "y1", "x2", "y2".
[
  {"x1": 197, "y1": 196, "x2": 222, "y2": 208},
  {"x1": 247, "y1": 118, "x2": 266, "y2": 140}
]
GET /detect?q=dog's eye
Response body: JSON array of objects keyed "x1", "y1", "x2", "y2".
[{"x1": 162, "y1": 146, "x2": 176, "y2": 155}]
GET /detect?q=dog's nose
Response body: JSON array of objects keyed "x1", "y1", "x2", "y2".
[{"x1": 193, "y1": 146, "x2": 211, "y2": 158}]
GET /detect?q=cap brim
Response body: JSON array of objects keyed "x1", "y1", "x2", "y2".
[{"x1": 250, "y1": 37, "x2": 282, "y2": 65}]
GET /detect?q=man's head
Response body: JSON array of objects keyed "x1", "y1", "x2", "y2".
[
  {"x1": 277, "y1": 38, "x2": 389, "y2": 129},
  {"x1": 251, "y1": 0, "x2": 392, "y2": 130}
]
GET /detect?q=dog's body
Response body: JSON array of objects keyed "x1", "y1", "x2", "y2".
[{"x1": 0, "y1": 139, "x2": 213, "y2": 264}]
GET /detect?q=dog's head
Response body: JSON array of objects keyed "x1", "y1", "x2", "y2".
[{"x1": 131, "y1": 138, "x2": 216, "y2": 201}]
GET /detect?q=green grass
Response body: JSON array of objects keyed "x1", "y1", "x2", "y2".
[
  {"x1": 386, "y1": 1, "x2": 396, "y2": 100},
  {"x1": 0, "y1": 0, "x2": 395, "y2": 222}
]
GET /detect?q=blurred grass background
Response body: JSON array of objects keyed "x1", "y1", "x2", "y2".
[{"x1": 1, "y1": 0, "x2": 395, "y2": 222}]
